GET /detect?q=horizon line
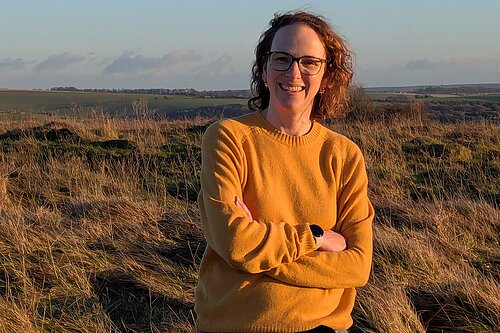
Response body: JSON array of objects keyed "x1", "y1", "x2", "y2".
[{"x1": 2, "y1": 82, "x2": 500, "y2": 92}]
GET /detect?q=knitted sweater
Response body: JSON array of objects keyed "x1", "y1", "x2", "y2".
[{"x1": 195, "y1": 112, "x2": 374, "y2": 333}]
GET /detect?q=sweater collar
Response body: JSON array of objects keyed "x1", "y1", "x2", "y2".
[{"x1": 253, "y1": 111, "x2": 323, "y2": 146}]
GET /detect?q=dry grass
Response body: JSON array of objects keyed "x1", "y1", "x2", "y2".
[
  {"x1": 333, "y1": 115, "x2": 499, "y2": 333},
  {"x1": 0, "y1": 106, "x2": 499, "y2": 332},
  {"x1": 0, "y1": 116, "x2": 204, "y2": 333}
]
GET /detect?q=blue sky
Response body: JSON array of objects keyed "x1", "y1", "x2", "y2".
[{"x1": 1, "y1": 0, "x2": 499, "y2": 89}]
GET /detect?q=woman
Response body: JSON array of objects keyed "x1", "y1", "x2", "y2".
[{"x1": 195, "y1": 11, "x2": 374, "y2": 333}]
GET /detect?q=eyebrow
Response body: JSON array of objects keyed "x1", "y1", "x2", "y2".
[{"x1": 269, "y1": 51, "x2": 326, "y2": 60}]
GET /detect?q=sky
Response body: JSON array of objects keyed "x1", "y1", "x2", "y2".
[{"x1": 1, "y1": 0, "x2": 499, "y2": 90}]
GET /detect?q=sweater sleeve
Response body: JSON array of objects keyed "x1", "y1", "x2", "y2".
[
  {"x1": 265, "y1": 144, "x2": 374, "y2": 289},
  {"x1": 199, "y1": 121, "x2": 317, "y2": 274}
]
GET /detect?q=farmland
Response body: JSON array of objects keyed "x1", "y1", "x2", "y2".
[
  {"x1": 0, "y1": 89, "x2": 499, "y2": 332},
  {"x1": 0, "y1": 90, "x2": 247, "y2": 119},
  {"x1": 2, "y1": 89, "x2": 499, "y2": 123}
]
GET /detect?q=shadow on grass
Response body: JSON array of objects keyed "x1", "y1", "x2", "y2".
[
  {"x1": 92, "y1": 270, "x2": 193, "y2": 332},
  {"x1": 408, "y1": 285, "x2": 499, "y2": 333},
  {"x1": 157, "y1": 211, "x2": 206, "y2": 268}
]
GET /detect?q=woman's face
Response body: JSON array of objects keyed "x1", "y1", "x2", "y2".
[{"x1": 263, "y1": 23, "x2": 326, "y2": 116}]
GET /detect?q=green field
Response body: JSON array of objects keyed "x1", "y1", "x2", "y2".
[
  {"x1": 0, "y1": 90, "x2": 247, "y2": 116},
  {"x1": 464, "y1": 94, "x2": 500, "y2": 102}
]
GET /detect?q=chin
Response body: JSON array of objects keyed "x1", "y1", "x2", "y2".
[{"x1": 273, "y1": 98, "x2": 314, "y2": 114}]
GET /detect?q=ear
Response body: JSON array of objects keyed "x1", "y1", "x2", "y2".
[{"x1": 262, "y1": 67, "x2": 267, "y2": 84}]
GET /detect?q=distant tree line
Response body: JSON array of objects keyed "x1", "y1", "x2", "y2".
[
  {"x1": 415, "y1": 85, "x2": 500, "y2": 94},
  {"x1": 49, "y1": 87, "x2": 251, "y2": 98}
]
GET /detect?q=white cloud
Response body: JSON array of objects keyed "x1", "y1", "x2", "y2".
[
  {"x1": 403, "y1": 57, "x2": 500, "y2": 72},
  {"x1": 0, "y1": 58, "x2": 34, "y2": 70},
  {"x1": 33, "y1": 52, "x2": 85, "y2": 73},
  {"x1": 1, "y1": 50, "x2": 249, "y2": 89},
  {"x1": 102, "y1": 49, "x2": 201, "y2": 75},
  {"x1": 98, "y1": 50, "x2": 249, "y2": 89},
  {"x1": 357, "y1": 56, "x2": 500, "y2": 87},
  {"x1": 404, "y1": 59, "x2": 443, "y2": 70},
  {"x1": 202, "y1": 54, "x2": 235, "y2": 76}
]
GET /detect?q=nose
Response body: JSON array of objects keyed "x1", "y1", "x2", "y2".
[{"x1": 286, "y1": 59, "x2": 301, "y2": 78}]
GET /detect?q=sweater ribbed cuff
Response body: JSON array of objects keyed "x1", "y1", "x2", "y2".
[{"x1": 296, "y1": 223, "x2": 318, "y2": 255}]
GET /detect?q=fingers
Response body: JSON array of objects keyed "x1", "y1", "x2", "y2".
[
  {"x1": 318, "y1": 230, "x2": 346, "y2": 252},
  {"x1": 235, "y1": 196, "x2": 253, "y2": 221}
]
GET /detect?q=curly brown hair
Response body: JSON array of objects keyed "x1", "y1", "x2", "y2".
[{"x1": 248, "y1": 11, "x2": 353, "y2": 119}]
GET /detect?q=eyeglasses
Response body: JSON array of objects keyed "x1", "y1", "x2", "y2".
[{"x1": 267, "y1": 51, "x2": 327, "y2": 75}]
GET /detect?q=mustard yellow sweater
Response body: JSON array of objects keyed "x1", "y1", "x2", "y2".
[{"x1": 195, "y1": 112, "x2": 374, "y2": 332}]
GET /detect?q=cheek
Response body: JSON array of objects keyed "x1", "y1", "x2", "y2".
[
  {"x1": 307, "y1": 78, "x2": 322, "y2": 92},
  {"x1": 313, "y1": 76, "x2": 325, "y2": 90}
]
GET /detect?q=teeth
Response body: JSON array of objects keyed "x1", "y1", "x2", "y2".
[{"x1": 280, "y1": 84, "x2": 303, "y2": 92}]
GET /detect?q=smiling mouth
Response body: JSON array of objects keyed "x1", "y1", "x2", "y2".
[{"x1": 278, "y1": 83, "x2": 304, "y2": 92}]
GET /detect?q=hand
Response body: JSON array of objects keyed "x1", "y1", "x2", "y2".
[
  {"x1": 235, "y1": 196, "x2": 253, "y2": 221},
  {"x1": 318, "y1": 230, "x2": 346, "y2": 252}
]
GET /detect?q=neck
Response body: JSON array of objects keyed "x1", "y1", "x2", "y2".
[{"x1": 263, "y1": 107, "x2": 312, "y2": 136}]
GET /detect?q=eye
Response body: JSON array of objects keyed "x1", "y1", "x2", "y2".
[
  {"x1": 301, "y1": 58, "x2": 321, "y2": 67},
  {"x1": 273, "y1": 55, "x2": 290, "y2": 64}
]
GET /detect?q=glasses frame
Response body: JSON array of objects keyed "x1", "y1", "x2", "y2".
[{"x1": 267, "y1": 51, "x2": 327, "y2": 75}]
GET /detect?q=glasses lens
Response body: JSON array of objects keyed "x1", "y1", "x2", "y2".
[
  {"x1": 270, "y1": 53, "x2": 292, "y2": 71},
  {"x1": 299, "y1": 57, "x2": 323, "y2": 75}
]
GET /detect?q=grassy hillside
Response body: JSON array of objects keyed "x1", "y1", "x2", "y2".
[{"x1": 0, "y1": 105, "x2": 499, "y2": 332}]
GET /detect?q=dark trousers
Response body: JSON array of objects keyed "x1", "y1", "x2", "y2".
[
  {"x1": 200, "y1": 327, "x2": 348, "y2": 333},
  {"x1": 299, "y1": 326, "x2": 348, "y2": 333}
]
